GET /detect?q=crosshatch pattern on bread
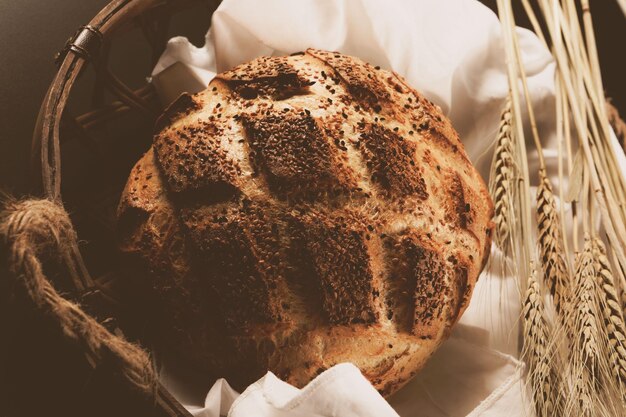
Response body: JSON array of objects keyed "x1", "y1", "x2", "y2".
[{"x1": 117, "y1": 49, "x2": 494, "y2": 396}]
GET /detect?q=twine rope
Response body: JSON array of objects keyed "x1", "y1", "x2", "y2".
[{"x1": 0, "y1": 198, "x2": 155, "y2": 393}]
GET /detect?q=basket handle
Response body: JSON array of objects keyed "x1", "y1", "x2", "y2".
[
  {"x1": 26, "y1": 1, "x2": 195, "y2": 415},
  {"x1": 31, "y1": 0, "x2": 165, "y2": 200}
]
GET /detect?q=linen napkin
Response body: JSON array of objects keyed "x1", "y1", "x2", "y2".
[{"x1": 159, "y1": 325, "x2": 526, "y2": 417}]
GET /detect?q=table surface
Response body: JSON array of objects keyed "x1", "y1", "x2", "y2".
[{"x1": 0, "y1": 0, "x2": 624, "y2": 194}]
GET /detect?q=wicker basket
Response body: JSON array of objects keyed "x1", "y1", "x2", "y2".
[{"x1": 3, "y1": 1, "x2": 224, "y2": 416}]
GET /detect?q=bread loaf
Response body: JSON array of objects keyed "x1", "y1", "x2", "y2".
[{"x1": 118, "y1": 49, "x2": 494, "y2": 396}]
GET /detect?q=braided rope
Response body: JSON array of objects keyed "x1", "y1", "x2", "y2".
[{"x1": 0, "y1": 197, "x2": 155, "y2": 393}]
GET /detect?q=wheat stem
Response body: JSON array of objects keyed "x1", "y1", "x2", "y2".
[
  {"x1": 507, "y1": 7, "x2": 546, "y2": 169},
  {"x1": 496, "y1": 0, "x2": 535, "y2": 281},
  {"x1": 535, "y1": 0, "x2": 626, "y2": 274},
  {"x1": 555, "y1": 76, "x2": 571, "y2": 259}
]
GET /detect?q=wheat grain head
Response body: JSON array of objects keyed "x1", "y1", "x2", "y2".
[
  {"x1": 536, "y1": 168, "x2": 572, "y2": 318},
  {"x1": 593, "y1": 237, "x2": 626, "y2": 408},
  {"x1": 489, "y1": 96, "x2": 516, "y2": 253},
  {"x1": 522, "y1": 264, "x2": 564, "y2": 416},
  {"x1": 567, "y1": 238, "x2": 601, "y2": 416}
]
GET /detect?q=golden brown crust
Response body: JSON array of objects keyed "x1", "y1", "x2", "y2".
[
  {"x1": 117, "y1": 49, "x2": 494, "y2": 395},
  {"x1": 240, "y1": 109, "x2": 357, "y2": 199}
]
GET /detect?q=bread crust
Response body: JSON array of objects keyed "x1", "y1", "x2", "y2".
[{"x1": 118, "y1": 49, "x2": 494, "y2": 395}]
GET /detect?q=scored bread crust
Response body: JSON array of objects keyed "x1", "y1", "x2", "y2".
[{"x1": 118, "y1": 49, "x2": 494, "y2": 396}]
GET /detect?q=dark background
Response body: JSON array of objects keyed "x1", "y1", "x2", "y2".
[
  {"x1": 0, "y1": 1, "x2": 623, "y2": 416},
  {"x1": 0, "y1": 0, "x2": 624, "y2": 195}
]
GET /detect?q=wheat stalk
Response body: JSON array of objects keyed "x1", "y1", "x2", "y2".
[
  {"x1": 522, "y1": 263, "x2": 564, "y2": 416},
  {"x1": 568, "y1": 237, "x2": 601, "y2": 416},
  {"x1": 495, "y1": 5, "x2": 575, "y2": 415},
  {"x1": 496, "y1": 1, "x2": 626, "y2": 414},
  {"x1": 496, "y1": 0, "x2": 534, "y2": 283},
  {"x1": 533, "y1": 0, "x2": 626, "y2": 274},
  {"x1": 593, "y1": 237, "x2": 626, "y2": 405},
  {"x1": 489, "y1": 97, "x2": 516, "y2": 253},
  {"x1": 537, "y1": 168, "x2": 571, "y2": 317}
]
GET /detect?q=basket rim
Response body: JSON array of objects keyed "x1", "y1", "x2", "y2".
[{"x1": 28, "y1": 1, "x2": 211, "y2": 416}]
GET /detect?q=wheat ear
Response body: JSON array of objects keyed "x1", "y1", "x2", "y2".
[
  {"x1": 568, "y1": 237, "x2": 601, "y2": 416},
  {"x1": 612, "y1": 248, "x2": 626, "y2": 323},
  {"x1": 621, "y1": 276, "x2": 626, "y2": 326},
  {"x1": 536, "y1": 168, "x2": 571, "y2": 317},
  {"x1": 522, "y1": 263, "x2": 564, "y2": 416},
  {"x1": 593, "y1": 237, "x2": 626, "y2": 404},
  {"x1": 489, "y1": 96, "x2": 515, "y2": 253}
]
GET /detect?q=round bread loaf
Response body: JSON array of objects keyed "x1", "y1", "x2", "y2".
[{"x1": 118, "y1": 49, "x2": 493, "y2": 396}]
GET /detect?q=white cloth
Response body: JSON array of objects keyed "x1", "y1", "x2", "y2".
[
  {"x1": 161, "y1": 325, "x2": 527, "y2": 417},
  {"x1": 229, "y1": 363, "x2": 399, "y2": 417},
  {"x1": 150, "y1": 0, "x2": 571, "y2": 415}
]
